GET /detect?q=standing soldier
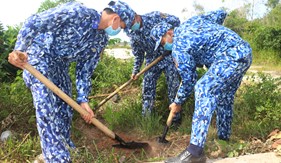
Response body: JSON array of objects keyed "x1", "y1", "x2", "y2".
[
  {"x1": 109, "y1": 1, "x2": 181, "y2": 124},
  {"x1": 151, "y1": 9, "x2": 252, "y2": 162},
  {"x1": 8, "y1": 1, "x2": 135, "y2": 162}
]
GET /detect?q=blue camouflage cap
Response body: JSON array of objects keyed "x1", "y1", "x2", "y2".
[
  {"x1": 107, "y1": 0, "x2": 135, "y2": 30},
  {"x1": 150, "y1": 22, "x2": 173, "y2": 51}
]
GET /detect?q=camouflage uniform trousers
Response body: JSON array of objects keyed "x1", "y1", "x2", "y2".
[
  {"x1": 23, "y1": 52, "x2": 75, "y2": 162},
  {"x1": 190, "y1": 44, "x2": 252, "y2": 147}
]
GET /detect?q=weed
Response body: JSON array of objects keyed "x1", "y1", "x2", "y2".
[
  {"x1": 0, "y1": 133, "x2": 41, "y2": 161},
  {"x1": 233, "y1": 73, "x2": 281, "y2": 138}
]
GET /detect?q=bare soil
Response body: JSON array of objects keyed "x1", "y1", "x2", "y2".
[
  {"x1": 73, "y1": 118, "x2": 190, "y2": 162},
  {"x1": 74, "y1": 118, "x2": 281, "y2": 163}
]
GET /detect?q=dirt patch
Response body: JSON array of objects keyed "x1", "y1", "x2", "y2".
[
  {"x1": 73, "y1": 117, "x2": 281, "y2": 162},
  {"x1": 73, "y1": 118, "x2": 189, "y2": 162}
]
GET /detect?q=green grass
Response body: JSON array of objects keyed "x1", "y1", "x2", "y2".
[
  {"x1": 0, "y1": 133, "x2": 41, "y2": 162},
  {"x1": 252, "y1": 49, "x2": 281, "y2": 68},
  {"x1": 102, "y1": 95, "x2": 164, "y2": 137}
]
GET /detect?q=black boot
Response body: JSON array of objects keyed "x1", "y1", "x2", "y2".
[
  {"x1": 164, "y1": 149, "x2": 207, "y2": 163},
  {"x1": 218, "y1": 135, "x2": 230, "y2": 141}
]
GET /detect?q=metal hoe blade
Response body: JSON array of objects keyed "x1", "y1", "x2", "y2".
[
  {"x1": 112, "y1": 141, "x2": 149, "y2": 149},
  {"x1": 158, "y1": 107, "x2": 175, "y2": 144},
  {"x1": 113, "y1": 134, "x2": 149, "y2": 149},
  {"x1": 158, "y1": 125, "x2": 169, "y2": 144}
]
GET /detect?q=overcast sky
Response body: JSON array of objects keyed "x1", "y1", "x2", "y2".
[{"x1": 0, "y1": 0, "x2": 266, "y2": 41}]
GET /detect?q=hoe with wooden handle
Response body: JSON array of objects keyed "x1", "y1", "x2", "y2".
[
  {"x1": 17, "y1": 52, "x2": 148, "y2": 149},
  {"x1": 158, "y1": 108, "x2": 175, "y2": 143}
]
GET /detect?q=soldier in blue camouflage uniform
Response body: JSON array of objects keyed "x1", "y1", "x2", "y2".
[
  {"x1": 151, "y1": 10, "x2": 252, "y2": 163},
  {"x1": 114, "y1": 4, "x2": 181, "y2": 121},
  {"x1": 8, "y1": 1, "x2": 135, "y2": 162}
]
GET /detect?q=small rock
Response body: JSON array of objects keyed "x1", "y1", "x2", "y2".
[
  {"x1": 34, "y1": 154, "x2": 45, "y2": 163},
  {"x1": 0, "y1": 130, "x2": 12, "y2": 141},
  {"x1": 112, "y1": 94, "x2": 121, "y2": 103},
  {"x1": 119, "y1": 155, "x2": 126, "y2": 163}
]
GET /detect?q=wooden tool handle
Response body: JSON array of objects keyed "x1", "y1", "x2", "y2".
[
  {"x1": 95, "y1": 54, "x2": 165, "y2": 110},
  {"x1": 18, "y1": 53, "x2": 116, "y2": 139},
  {"x1": 166, "y1": 108, "x2": 175, "y2": 127},
  {"x1": 95, "y1": 78, "x2": 133, "y2": 109},
  {"x1": 135, "y1": 54, "x2": 164, "y2": 78}
]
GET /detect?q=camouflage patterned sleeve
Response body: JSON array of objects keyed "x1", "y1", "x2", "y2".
[
  {"x1": 173, "y1": 52, "x2": 197, "y2": 105},
  {"x1": 14, "y1": 14, "x2": 43, "y2": 51},
  {"x1": 76, "y1": 36, "x2": 108, "y2": 104},
  {"x1": 172, "y1": 34, "x2": 198, "y2": 105},
  {"x1": 130, "y1": 38, "x2": 145, "y2": 74},
  {"x1": 75, "y1": 49, "x2": 100, "y2": 104},
  {"x1": 201, "y1": 9, "x2": 227, "y2": 25}
]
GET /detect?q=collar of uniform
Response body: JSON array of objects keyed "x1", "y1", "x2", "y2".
[
  {"x1": 92, "y1": 12, "x2": 102, "y2": 29},
  {"x1": 138, "y1": 15, "x2": 149, "y2": 33}
]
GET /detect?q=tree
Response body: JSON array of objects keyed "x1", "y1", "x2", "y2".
[
  {"x1": 265, "y1": 3, "x2": 281, "y2": 27},
  {"x1": 265, "y1": 0, "x2": 280, "y2": 9},
  {"x1": 193, "y1": 2, "x2": 205, "y2": 15},
  {"x1": 37, "y1": 0, "x2": 75, "y2": 13},
  {"x1": 254, "y1": 26, "x2": 281, "y2": 51},
  {"x1": 0, "y1": 22, "x2": 5, "y2": 55},
  {"x1": 223, "y1": 0, "x2": 267, "y2": 20},
  {"x1": 108, "y1": 38, "x2": 121, "y2": 46},
  {"x1": 0, "y1": 24, "x2": 20, "y2": 82},
  {"x1": 224, "y1": 9, "x2": 249, "y2": 36},
  {"x1": 253, "y1": 2, "x2": 281, "y2": 51}
]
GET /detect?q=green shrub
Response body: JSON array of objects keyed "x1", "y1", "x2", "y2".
[
  {"x1": 233, "y1": 73, "x2": 281, "y2": 138},
  {"x1": 0, "y1": 133, "x2": 41, "y2": 161},
  {"x1": 0, "y1": 71, "x2": 35, "y2": 134},
  {"x1": 254, "y1": 26, "x2": 281, "y2": 51},
  {"x1": 251, "y1": 49, "x2": 281, "y2": 65},
  {"x1": 9, "y1": 71, "x2": 33, "y2": 106},
  {"x1": 0, "y1": 25, "x2": 20, "y2": 82},
  {"x1": 102, "y1": 95, "x2": 142, "y2": 129},
  {"x1": 91, "y1": 54, "x2": 135, "y2": 95}
]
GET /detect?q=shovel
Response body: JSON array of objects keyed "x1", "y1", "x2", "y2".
[
  {"x1": 94, "y1": 51, "x2": 171, "y2": 110},
  {"x1": 158, "y1": 107, "x2": 175, "y2": 143},
  {"x1": 17, "y1": 52, "x2": 148, "y2": 149}
]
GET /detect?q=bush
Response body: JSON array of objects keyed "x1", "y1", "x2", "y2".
[
  {"x1": 0, "y1": 70, "x2": 35, "y2": 134},
  {"x1": 0, "y1": 25, "x2": 20, "y2": 82},
  {"x1": 254, "y1": 26, "x2": 281, "y2": 51},
  {"x1": 91, "y1": 54, "x2": 135, "y2": 95},
  {"x1": 233, "y1": 73, "x2": 281, "y2": 138}
]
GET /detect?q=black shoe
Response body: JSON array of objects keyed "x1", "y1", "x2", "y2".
[
  {"x1": 218, "y1": 135, "x2": 230, "y2": 141},
  {"x1": 164, "y1": 149, "x2": 206, "y2": 163}
]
